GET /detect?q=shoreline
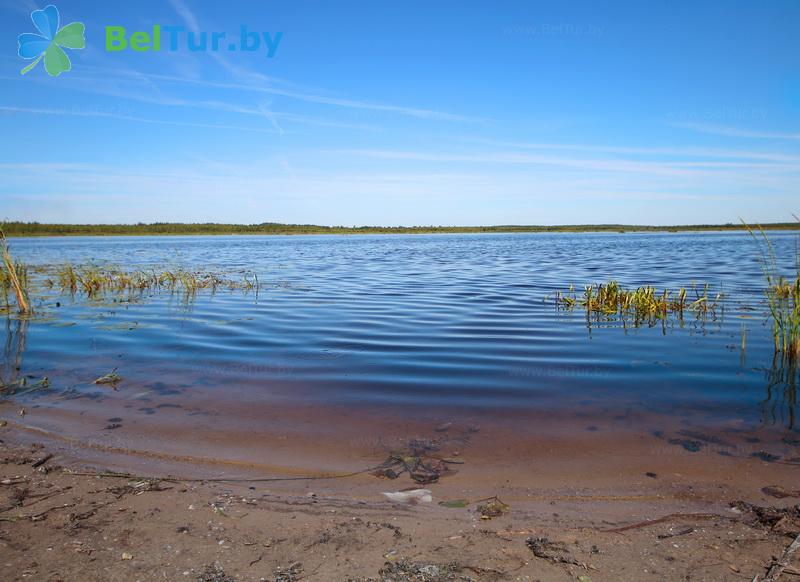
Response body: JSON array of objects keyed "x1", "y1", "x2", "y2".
[{"x1": 3, "y1": 391, "x2": 798, "y2": 482}]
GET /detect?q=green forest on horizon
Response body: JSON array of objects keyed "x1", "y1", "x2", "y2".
[{"x1": 2, "y1": 221, "x2": 800, "y2": 237}]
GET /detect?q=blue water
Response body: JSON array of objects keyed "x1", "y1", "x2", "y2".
[{"x1": 2, "y1": 231, "x2": 798, "y2": 432}]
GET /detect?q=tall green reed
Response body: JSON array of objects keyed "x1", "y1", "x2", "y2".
[{"x1": 745, "y1": 220, "x2": 800, "y2": 361}]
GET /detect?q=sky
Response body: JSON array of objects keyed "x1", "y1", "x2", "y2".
[{"x1": 0, "y1": 0, "x2": 798, "y2": 226}]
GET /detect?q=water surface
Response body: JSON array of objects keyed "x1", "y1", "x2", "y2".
[{"x1": 2, "y1": 232, "x2": 798, "y2": 472}]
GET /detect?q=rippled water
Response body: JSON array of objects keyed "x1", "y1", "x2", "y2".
[{"x1": 2, "y1": 232, "x2": 799, "y2": 454}]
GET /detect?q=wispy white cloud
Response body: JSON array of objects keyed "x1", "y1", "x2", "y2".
[
  {"x1": 257, "y1": 101, "x2": 285, "y2": 135},
  {"x1": 0, "y1": 162, "x2": 93, "y2": 172},
  {"x1": 265, "y1": 88, "x2": 485, "y2": 123},
  {"x1": 69, "y1": 65, "x2": 485, "y2": 124},
  {"x1": 167, "y1": 0, "x2": 201, "y2": 33},
  {"x1": 160, "y1": 72, "x2": 484, "y2": 123},
  {"x1": 166, "y1": 0, "x2": 266, "y2": 85},
  {"x1": 0, "y1": 76, "x2": 383, "y2": 132},
  {"x1": 82, "y1": 0, "x2": 488, "y2": 126},
  {"x1": 673, "y1": 122, "x2": 800, "y2": 141},
  {"x1": 338, "y1": 149, "x2": 800, "y2": 176},
  {"x1": 0, "y1": 105, "x2": 283, "y2": 134},
  {"x1": 463, "y1": 137, "x2": 800, "y2": 163}
]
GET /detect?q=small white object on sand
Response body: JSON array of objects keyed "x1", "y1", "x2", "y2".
[{"x1": 382, "y1": 489, "x2": 433, "y2": 504}]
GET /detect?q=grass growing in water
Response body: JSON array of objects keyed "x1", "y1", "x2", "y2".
[
  {"x1": 746, "y1": 221, "x2": 800, "y2": 361},
  {"x1": 769, "y1": 277, "x2": 800, "y2": 359},
  {"x1": 0, "y1": 230, "x2": 31, "y2": 314},
  {"x1": 555, "y1": 281, "x2": 720, "y2": 326},
  {"x1": 47, "y1": 264, "x2": 259, "y2": 298}
]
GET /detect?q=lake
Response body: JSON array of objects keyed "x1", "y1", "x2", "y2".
[{"x1": 1, "y1": 231, "x2": 798, "y2": 477}]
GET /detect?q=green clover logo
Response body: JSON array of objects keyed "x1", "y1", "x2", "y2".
[{"x1": 18, "y1": 5, "x2": 85, "y2": 77}]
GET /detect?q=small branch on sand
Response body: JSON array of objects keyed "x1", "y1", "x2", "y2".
[
  {"x1": 657, "y1": 527, "x2": 695, "y2": 539},
  {"x1": 0, "y1": 502, "x2": 75, "y2": 522},
  {"x1": 462, "y1": 564, "x2": 509, "y2": 576},
  {"x1": 64, "y1": 464, "x2": 385, "y2": 484},
  {"x1": 31, "y1": 453, "x2": 53, "y2": 468},
  {"x1": 0, "y1": 486, "x2": 73, "y2": 514},
  {"x1": 604, "y1": 512, "x2": 729, "y2": 533},
  {"x1": 764, "y1": 532, "x2": 800, "y2": 581},
  {"x1": 526, "y1": 537, "x2": 591, "y2": 569}
]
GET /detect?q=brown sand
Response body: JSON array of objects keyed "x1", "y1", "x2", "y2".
[{"x1": 1, "y1": 398, "x2": 800, "y2": 581}]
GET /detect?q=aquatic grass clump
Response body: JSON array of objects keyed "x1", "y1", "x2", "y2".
[
  {"x1": 555, "y1": 281, "x2": 720, "y2": 326},
  {"x1": 745, "y1": 221, "x2": 800, "y2": 361},
  {"x1": 0, "y1": 375, "x2": 50, "y2": 397},
  {"x1": 768, "y1": 276, "x2": 800, "y2": 359},
  {"x1": 49, "y1": 263, "x2": 261, "y2": 298},
  {"x1": 0, "y1": 230, "x2": 32, "y2": 314},
  {"x1": 56, "y1": 263, "x2": 79, "y2": 292}
]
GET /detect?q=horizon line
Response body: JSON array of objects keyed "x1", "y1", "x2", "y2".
[{"x1": 3, "y1": 220, "x2": 800, "y2": 237}]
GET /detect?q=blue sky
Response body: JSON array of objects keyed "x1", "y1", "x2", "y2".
[{"x1": 0, "y1": 0, "x2": 798, "y2": 226}]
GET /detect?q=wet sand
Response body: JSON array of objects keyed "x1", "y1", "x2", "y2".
[{"x1": 1, "y1": 398, "x2": 800, "y2": 580}]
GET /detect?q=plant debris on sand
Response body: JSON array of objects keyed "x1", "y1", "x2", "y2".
[
  {"x1": 476, "y1": 496, "x2": 509, "y2": 520},
  {"x1": 372, "y1": 438, "x2": 462, "y2": 484},
  {"x1": 198, "y1": 562, "x2": 238, "y2": 582},
  {"x1": 762, "y1": 486, "x2": 800, "y2": 500},
  {"x1": 351, "y1": 560, "x2": 473, "y2": 582},
  {"x1": 731, "y1": 501, "x2": 800, "y2": 536},
  {"x1": 274, "y1": 561, "x2": 303, "y2": 582},
  {"x1": 526, "y1": 537, "x2": 588, "y2": 567}
]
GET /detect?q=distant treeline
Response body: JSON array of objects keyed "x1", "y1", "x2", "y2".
[{"x1": 3, "y1": 221, "x2": 800, "y2": 237}]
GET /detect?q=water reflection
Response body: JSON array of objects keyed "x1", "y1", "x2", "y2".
[
  {"x1": 0, "y1": 317, "x2": 31, "y2": 394},
  {"x1": 761, "y1": 355, "x2": 798, "y2": 429}
]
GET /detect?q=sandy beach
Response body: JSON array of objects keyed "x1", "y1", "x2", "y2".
[{"x1": 2, "y1": 404, "x2": 799, "y2": 581}]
